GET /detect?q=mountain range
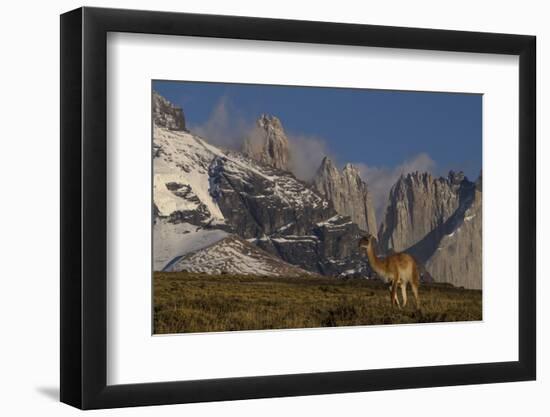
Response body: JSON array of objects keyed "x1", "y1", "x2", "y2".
[{"x1": 152, "y1": 91, "x2": 482, "y2": 289}]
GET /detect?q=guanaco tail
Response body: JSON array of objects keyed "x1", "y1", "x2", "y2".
[{"x1": 358, "y1": 235, "x2": 420, "y2": 309}]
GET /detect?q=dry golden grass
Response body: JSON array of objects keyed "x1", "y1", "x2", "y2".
[{"x1": 153, "y1": 272, "x2": 482, "y2": 334}]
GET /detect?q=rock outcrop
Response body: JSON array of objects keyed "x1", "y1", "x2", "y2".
[
  {"x1": 209, "y1": 152, "x2": 332, "y2": 238},
  {"x1": 425, "y1": 181, "x2": 482, "y2": 289},
  {"x1": 378, "y1": 170, "x2": 482, "y2": 289},
  {"x1": 242, "y1": 114, "x2": 290, "y2": 171},
  {"x1": 152, "y1": 90, "x2": 187, "y2": 131},
  {"x1": 208, "y1": 152, "x2": 370, "y2": 275},
  {"x1": 378, "y1": 171, "x2": 466, "y2": 254},
  {"x1": 313, "y1": 157, "x2": 377, "y2": 235}
]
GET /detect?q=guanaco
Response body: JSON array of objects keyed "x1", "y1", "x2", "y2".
[{"x1": 358, "y1": 235, "x2": 420, "y2": 309}]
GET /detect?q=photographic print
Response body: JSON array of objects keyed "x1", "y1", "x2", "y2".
[{"x1": 152, "y1": 81, "x2": 482, "y2": 334}]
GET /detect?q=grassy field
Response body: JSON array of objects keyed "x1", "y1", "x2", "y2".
[{"x1": 153, "y1": 272, "x2": 482, "y2": 334}]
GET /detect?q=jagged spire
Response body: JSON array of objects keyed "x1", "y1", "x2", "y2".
[
  {"x1": 343, "y1": 162, "x2": 358, "y2": 173},
  {"x1": 378, "y1": 168, "x2": 480, "y2": 287},
  {"x1": 316, "y1": 156, "x2": 338, "y2": 175},
  {"x1": 448, "y1": 170, "x2": 465, "y2": 185},
  {"x1": 152, "y1": 90, "x2": 187, "y2": 131},
  {"x1": 313, "y1": 158, "x2": 377, "y2": 236},
  {"x1": 257, "y1": 114, "x2": 283, "y2": 130},
  {"x1": 242, "y1": 114, "x2": 290, "y2": 170}
]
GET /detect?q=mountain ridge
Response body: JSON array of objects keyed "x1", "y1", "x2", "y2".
[
  {"x1": 153, "y1": 95, "x2": 371, "y2": 277},
  {"x1": 378, "y1": 170, "x2": 482, "y2": 289},
  {"x1": 313, "y1": 156, "x2": 377, "y2": 236}
]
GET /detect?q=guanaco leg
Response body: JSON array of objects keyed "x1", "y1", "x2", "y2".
[
  {"x1": 411, "y1": 282, "x2": 420, "y2": 309},
  {"x1": 391, "y1": 279, "x2": 401, "y2": 309},
  {"x1": 400, "y1": 281, "x2": 408, "y2": 307}
]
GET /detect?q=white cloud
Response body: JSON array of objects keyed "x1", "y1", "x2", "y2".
[
  {"x1": 355, "y1": 153, "x2": 436, "y2": 224},
  {"x1": 287, "y1": 133, "x2": 335, "y2": 181},
  {"x1": 190, "y1": 97, "x2": 251, "y2": 150}
]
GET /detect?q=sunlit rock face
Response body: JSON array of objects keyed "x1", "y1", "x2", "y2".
[
  {"x1": 242, "y1": 114, "x2": 290, "y2": 171},
  {"x1": 425, "y1": 184, "x2": 482, "y2": 289},
  {"x1": 152, "y1": 90, "x2": 187, "y2": 131},
  {"x1": 313, "y1": 157, "x2": 377, "y2": 236},
  {"x1": 378, "y1": 171, "x2": 482, "y2": 289}
]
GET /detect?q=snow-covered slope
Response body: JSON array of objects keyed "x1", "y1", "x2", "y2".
[
  {"x1": 152, "y1": 92, "x2": 372, "y2": 277},
  {"x1": 154, "y1": 126, "x2": 225, "y2": 222},
  {"x1": 153, "y1": 120, "x2": 336, "y2": 272},
  {"x1": 165, "y1": 235, "x2": 314, "y2": 277},
  {"x1": 154, "y1": 124, "x2": 328, "y2": 227},
  {"x1": 153, "y1": 220, "x2": 228, "y2": 271}
]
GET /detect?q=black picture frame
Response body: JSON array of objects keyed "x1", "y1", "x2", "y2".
[{"x1": 60, "y1": 6, "x2": 536, "y2": 410}]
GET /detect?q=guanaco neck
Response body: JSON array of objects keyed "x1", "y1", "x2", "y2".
[{"x1": 366, "y1": 242, "x2": 385, "y2": 276}]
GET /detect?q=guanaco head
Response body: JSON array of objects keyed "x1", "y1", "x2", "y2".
[{"x1": 358, "y1": 234, "x2": 374, "y2": 253}]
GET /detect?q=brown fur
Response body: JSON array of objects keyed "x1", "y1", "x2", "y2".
[{"x1": 359, "y1": 236, "x2": 420, "y2": 309}]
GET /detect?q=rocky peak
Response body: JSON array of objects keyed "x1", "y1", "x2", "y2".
[
  {"x1": 448, "y1": 170, "x2": 465, "y2": 185},
  {"x1": 378, "y1": 170, "x2": 475, "y2": 254},
  {"x1": 316, "y1": 156, "x2": 339, "y2": 179},
  {"x1": 258, "y1": 114, "x2": 283, "y2": 131},
  {"x1": 152, "y1": 90, "x2": 187, "y2": 131},
  {"x1": 313, "y1": 158, "x2": 377, "y2": 236},
  {"x1": 342, "y1": 163, "x2": 361, "y2": 178},
  {"x1": 378, "y1": 169, "x2": 481, "y2": 289},
  {"x1": 242, "y1": 114, "x2": 290, "y2": 170}
]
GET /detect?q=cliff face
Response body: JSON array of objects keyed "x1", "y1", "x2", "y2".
[
  {"x1": 425, "y1": 183, "x2": 482, "y2": 289},
  {"x1": 378, "y1": 171, "x2": 482, "y2": 289},
  {"x1": 313, "y1": 157, "x2": 377, "y2": 236},
  {"x1": 242, "y1": 114, "x2": 290, "y2": 171},
  {"x1": 208, "y1": 151, "x2": 332, "y2": 239},
  {"x1": 152, "y1": 90, "x2": 187, "y2": 131},
  {"x1": 209, "y1": 152, "x2": 370, "y2": 275},
  {"x1": 378, "y1": 171, "x2": 466, "y2": 254}
]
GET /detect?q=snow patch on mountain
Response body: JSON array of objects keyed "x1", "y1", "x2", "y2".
[
  {"x1": 153, "y1": 220, "x2": 228, "y2": 271},
  {"x1": 165, "y1": 235, "x2": 313, "y2": 277},
  {"x1": 154, "y1": 126, "x2": 225, "y2": 220}
]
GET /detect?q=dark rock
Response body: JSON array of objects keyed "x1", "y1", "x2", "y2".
[{"x1": 152, "y1": 90, "x2": 187, "y2": 131}]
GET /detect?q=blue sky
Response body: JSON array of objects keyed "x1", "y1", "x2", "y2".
[{"x1": 153, "y1": 80, "x2": 482, "y2": 218}]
